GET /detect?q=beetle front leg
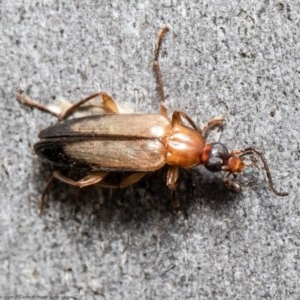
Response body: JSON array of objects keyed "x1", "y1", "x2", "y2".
[
  {"x1": 200, "y1": 116, "x2": 226, "y2": 139},
  {"x1": 223, "y1": 173, "x2": 241, "y2": 193},
  {"x1": 171, "y1": 111, "x2": 198, "y2": 130},
  {"x1": 167, "y1": 166, "x2": 181, "y2": 213}
]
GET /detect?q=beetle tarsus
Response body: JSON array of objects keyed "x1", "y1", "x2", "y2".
[
  {"x1": 171, "y1": 190, "x2": 180, "y2": 213},
  {"x1": 39, "y1": 175, "x2": 55, "y2": 215}
]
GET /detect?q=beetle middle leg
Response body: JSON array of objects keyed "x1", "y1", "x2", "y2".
[
  {"x1": 61, "y1": 92, "x2": 119, "y2": 120},
  {"x1": 16, "y1": 91, "x2": 119, "y2": 121},
  {"x1": 97, "y1": 172, "x2": 147, "y2": 189}
]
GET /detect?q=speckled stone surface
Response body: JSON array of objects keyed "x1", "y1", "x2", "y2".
[{"x1": 1, "y1": 1, "x2": 299, "y2": 299}]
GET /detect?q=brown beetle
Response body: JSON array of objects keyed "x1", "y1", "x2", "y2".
[{"x1": 16, "y1": 25, "x2": 288, "y2": 210}]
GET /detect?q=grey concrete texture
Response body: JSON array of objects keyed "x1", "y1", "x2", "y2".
[{"x1": 1, "y1": 1, "x2": 299, "y2": 299}]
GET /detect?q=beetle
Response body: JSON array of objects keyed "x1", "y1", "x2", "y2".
[{"x1": 16, "y1": 25, "x2": 288, "y2": 211}]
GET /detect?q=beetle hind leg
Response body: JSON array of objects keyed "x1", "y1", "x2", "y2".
[
  {"x1": 38, "y1": 171, "x2": 147, "y2": 212},
  {"x1": 16, "y1": 91, "x2": 119, "y2": 121},
  {"x1": 16, "y1": 92, "x2": 62, "y2": 119},
  {"x1": 37, "y1": 171, "x2": 107, "y2": 214}
]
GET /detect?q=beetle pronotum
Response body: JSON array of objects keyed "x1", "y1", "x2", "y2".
[{"x1": 17, "y1": 25, "x2": 288, "y2": 211}]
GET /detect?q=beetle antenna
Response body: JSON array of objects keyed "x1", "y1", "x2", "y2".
[
  {"x1": 239, "y1": 147, "x2": 288, "y2": 196},
  {"x1": 153, "y1": 25, "x2": 169, "y2": 116}
]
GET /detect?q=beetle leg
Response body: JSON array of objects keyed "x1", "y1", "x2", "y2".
[
  {"x1": 16, "y1": 92, "x2": 61, "y2": 119},
  {"x1": 52, "y1": 170, "x2": 108, "y2": 188},
  {"x1": 16, "y1": 91, "x2": 119, "y2": 120},
  {"x1": 119, "y1": 172, "x2": 147, "y2": 188},
  {"x1": 200, "y1": 116, "x2": 226, "y2": 139},
  {"x1": 223, "y1": 173, "x2": 241, "y2": 193},
  {"x1": 153, "y1": 25, "x2": 169, "y2": 117},
  {"x1": 167, "y1": 166, "x2": 179, "y2": 190},
  {"x1": 39, "y1": 175, "x2": 55, "y2": 214},
  {"x1": 98, "y1": 173, "x2": 147, "y2": 189},
  {"x1": 166, "y1": 166, "x2": 181, "y2": 213},
  {"x1": 171, "y1": 111, "x2": 198, "y2": 130},
  {"x1": 172, "y1": 109, "x2": 224, "y2": 136},
  {"x1": 39, "y1": 172, "x2": 146, "y2": 212},
  {"x1": 54, "y1": 171, "x2": 147, "y2": 189},
  {"x1": 61, "y1": 92, "x2": 119, "y2": 120}
]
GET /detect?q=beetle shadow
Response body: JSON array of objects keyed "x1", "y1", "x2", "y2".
[
  {"x1": 33, "y1": 163, "x2": 239, "y2": 229},
  {"x1": 175, "y1": 168, "x2": 240, "y2": 213}
]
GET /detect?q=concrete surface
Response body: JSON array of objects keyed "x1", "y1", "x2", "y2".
[{"x1": 1, "y1": 1, "x2": 299, "y2": 299}]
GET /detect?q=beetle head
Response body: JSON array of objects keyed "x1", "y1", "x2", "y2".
[
  {"x1": 202, "y1": 142, "x2": 245, "y2": 173},
  {"x1": 200, "y1": 143, "x2": 288, "y2": 196}
]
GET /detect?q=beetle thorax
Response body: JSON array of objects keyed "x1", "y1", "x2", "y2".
[{"x1": 165, "y1": 123, "x2": 206, "y2": 168}]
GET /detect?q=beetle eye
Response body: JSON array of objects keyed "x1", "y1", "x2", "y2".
[{"x1": 205, "y1": 143, "x2": 229, "y2": 172}]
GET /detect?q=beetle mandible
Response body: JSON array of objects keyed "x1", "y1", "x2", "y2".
[{"x1": 16, "y1": 25, "x2": 288, "y2": 210}]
